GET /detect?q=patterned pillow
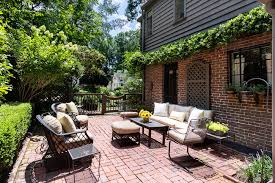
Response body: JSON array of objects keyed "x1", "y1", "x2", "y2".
[
  {"x1": 43, "y1": 115, "x2": 62, "y2": 134},
  {"x1": 57, "y1": 112, "x2": 77, "y2": 133}
]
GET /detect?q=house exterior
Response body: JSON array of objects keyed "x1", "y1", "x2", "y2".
[
  {"x1": 107, "y1": 70, "x2": 127, "y2": 90},
  {"x1": 139, "y1": 0, "x2": 272, "y2": 151}
]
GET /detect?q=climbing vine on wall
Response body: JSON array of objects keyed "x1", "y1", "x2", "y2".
[{"x1": 125, "y1": 7, "x2": 271, "y2": 71}]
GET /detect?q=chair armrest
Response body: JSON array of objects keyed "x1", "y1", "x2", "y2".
[{"x1": 62, "y1": 129, "x2": 87, "y2": 136}]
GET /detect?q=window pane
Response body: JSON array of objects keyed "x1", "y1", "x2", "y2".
[{"x1": 176, "y1": 0, "x2": 185, "y2": 19}]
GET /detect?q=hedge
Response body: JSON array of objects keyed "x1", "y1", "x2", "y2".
[
  {"x1": 125, "y1": 7, "x2": 272, "y2": 71},
  {"x1": 0, "y1": 103, "x2": 32, "y2": 176}
]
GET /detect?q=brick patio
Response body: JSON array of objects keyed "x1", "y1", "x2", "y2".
[{"x1": 10, "y1": 115, "x2": 248, "y2": 183}]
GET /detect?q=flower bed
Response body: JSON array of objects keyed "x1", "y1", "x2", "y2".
[{"x1": 0, "y1": 103, "x2": 32, "y2": 181}]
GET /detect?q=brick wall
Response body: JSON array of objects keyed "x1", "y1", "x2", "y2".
[{"x1": 144, "y1": 32, "x2": 272, "y2": 151}]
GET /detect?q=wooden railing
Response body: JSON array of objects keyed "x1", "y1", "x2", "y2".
[{"x1": 73, "y1": 93, "x2": 142, "y2": 115}]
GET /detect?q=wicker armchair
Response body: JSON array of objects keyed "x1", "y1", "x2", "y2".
[
  {"x1": 168, "y1": 118, "x2": 209, "y2": 173},
  {"x1": 51, "y1": 102, "x2": 88, "y2": 129},
  {"x1": 37, "y1": 113, "x2": 93, "y2": 155}
]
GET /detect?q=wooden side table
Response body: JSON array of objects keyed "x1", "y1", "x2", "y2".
[{"x1": 68, "y1": 144, "x2": 101, "y2": 182}]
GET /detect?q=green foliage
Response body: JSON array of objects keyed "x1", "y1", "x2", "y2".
[
  {"x1": 96, "y1": 86, "x2": 111, "y2": 95},
  {"x1": 0, "y1": 17, "x2": 12, "y2": 101},
  {"x1": 76, "y1": 46, "x2": 107, "y2": 84},
  {"x1": 241, "y1": 153, "x2": 272, "y2": 183},
  {"x1": 122, "y1": 74, "x2": 143, "y2": 93},
  {"x1": 0, "y1": 103, "x2": 32, "y2": 176},
  {"x1": 10, "y1": 25, "x2": 83, "y2": 101},
  {"x1": 125, "y1": 0, "x2": 142, "y2": 21},
  {"x1": 125, "y1": 7, "x2": 271, "y2": 69},
  {"x1": 249, "y1": 84, "x2": 267, "y2": 93},
  {"x1": 206, "y1": 121, "x2": 229, "y2": 134}
]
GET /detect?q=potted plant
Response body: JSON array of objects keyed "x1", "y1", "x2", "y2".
[
  {"x1": 225, "y1": 84, "x2": 236, "y2": 94},
  {"x1": 249, "y1": 84, "x2": 267, "y2": 96},
  {"x1": 139, "y1": 110, "x2": 152, "y2": 123},
  {"x1": 206, "y1": 121, "x2": 229, "y2": 137}
]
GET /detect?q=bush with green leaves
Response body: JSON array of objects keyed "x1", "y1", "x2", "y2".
[
  {"x1": 10, "y1": 25, "x2": 84, "y2": 102},
  {"x1": 240, "y1": 153, "x2": 272, "y2": 183},
  {"x1": 0, "y1": 103, "x2": 32, "y2": 179},
  {"x1": 125, "y1": 7, "x2": 271, "y2": 71},
  {"x1": 0, "y1": 17, "x2": 12, "y2": 101},
  {"x1": 206, "y1": 121, "x2": 229, "y2": 134}
]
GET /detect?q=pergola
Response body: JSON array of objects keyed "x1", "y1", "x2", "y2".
[{"x1": 258, "y1": 0, "x2": 275, "y2": 180}]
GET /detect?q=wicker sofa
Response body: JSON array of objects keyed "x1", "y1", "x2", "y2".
[{"x1": 150, "y1": 104, "x2": 214, "y2": 132}]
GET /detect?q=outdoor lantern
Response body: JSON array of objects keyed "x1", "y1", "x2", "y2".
[{"x1": 257, "y1": 0, "x2": 275, "y2": 182}]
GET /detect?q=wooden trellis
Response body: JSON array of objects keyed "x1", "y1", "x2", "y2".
[{"x1": 187, "y1": 61, "x2": 210, "y2": 109}]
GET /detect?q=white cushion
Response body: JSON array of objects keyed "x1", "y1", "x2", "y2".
[
  {"x1": 150, "y1": 115, "x2": 176, "y2": 128},
  {"x1": 56, "y1": 103, "x2": 67, "y2": 112},
  {"x1": 57, "y1": 112, "x2": 77, "y2": 133},
  {"x1": 66, "y1": 102, "x2": 79, "y2": 115},
  {"x1": 169, "y1": 111, "x2": 186, "y2": 122},
  {"x1": 111, "y1": 121, "x2": 140, "y2": 134},
  {"x1": 43, "y1": 115, "x2": 62, "y2": 134},
  {"x1": 153, "y1": 102, "x2": 169, "y2": 117},
  {"x1": 188, "y1": 108, "x2": 204, "y2": 124},
  {"x1": 169, "y1": 104, "x2": 193, "y2": 121},
  {"x1": 174, "y1": 122, "x2": 188, "y2": 131}
]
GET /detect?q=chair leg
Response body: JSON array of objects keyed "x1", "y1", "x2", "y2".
[{"x1": 168, "y1": 141, "x2": 172, "y2": 159}]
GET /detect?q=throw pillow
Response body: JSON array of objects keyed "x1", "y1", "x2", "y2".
[
  {"x1": 153, "y1": 102, "x2": 169, "y2": 117},
  {"x1": 66, "y1": 102, "x2": 79, "y2": 115},
  {"x1": 169, "y1": 111, "x2": 186, "y2": 122},
  {"x1": 187, "y1": 108, "x2": 204, "y2": 128},
  {"x1": 43, "y1": 115, "x2": 62, "y2": 134},
  {"x1": 57, "y1": 112, "x2": 77, "y2": 133},
  {"x1": 56, "y1": 103, "x2": 67, "y2": 112}
]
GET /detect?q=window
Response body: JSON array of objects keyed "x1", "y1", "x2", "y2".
[
  {"x1": 175, "y1": 0, "x2": 186, "y2": 20},
  {"x1": 230, "y1": 45, "x2": 272, "y2": 86},
  {"x1": 146, "y1": 10, "x2": 153, "y2": 37}
]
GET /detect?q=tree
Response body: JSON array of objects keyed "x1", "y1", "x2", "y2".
[
  {"x1": 10, "y1": 25, "x2": 83, "y2": 101},
  {"x1": 125, "y1": 0, "x2": 142, "y2": 21},
  {"x1": 0, "y1": 17, "x2": 12, "y2": 100},
  {"x1": 113, "y1": 30, "x2": 140, "y2": 70}
]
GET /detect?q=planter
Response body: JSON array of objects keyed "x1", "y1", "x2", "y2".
[
  {"x1": 256, "y1": 91, "x2": 266, "y2": 96},
  {"x1": 240, "y1": 90, "x2": 251, "y2": 95},
  {"x1": 208, "y1": 130, "x2": 228, "y2": 137},
  {"x1": 142, "y1": 118, "x2": 149, "y2": 123}
]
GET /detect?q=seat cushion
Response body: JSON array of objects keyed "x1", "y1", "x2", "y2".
[
  {"x1": 56, "y1": 103, "x2": 67, "y2": 113},
  {"x1": 43, "y1": 115, "x2": 62, "y2": 134},
  {"x1": 174, "y1": 121, "x2": 188, "y2": 132},
  {"x1": 188, "y1": 108, "x2": 204, "y2": 124},
  {"x1": 76, "y1": 115, "x2": 89, "y2": 124},
  {"x1": 168, "y1": 129, "x2": 204, "y2": 144},
  {"x1": 112, "y1": 121, "x2": 140, "y2": 134},
  {"x1": 66, "y1": 102, "x2": 79, "y2": 115},
  {"x1": 120, "y1": 112, "x2": 138, "y2": 118},
  {"x1": 153, "y1": 102, "x2": 169, "y2": 117},
  {"x1": 57, "y1": 112, "x2": 77, "y2": 133},
  {"x1": 150, "y1": 115, "x2": 176, "y2": 128},
  {"x1": 168, "y1": 105, "x2": 193, "y2": 121}
]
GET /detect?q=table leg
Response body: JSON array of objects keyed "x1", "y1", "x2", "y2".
[
  {"x1": 148, "y1": 129, "x2": 151, "y2": 147},
  {"x1": 72, "y1": 160, "x2": 75, "y2": 183},
  {"x1": 142, "y1": 127, "x2": 144, "y2": 134},
  {"x1": 162, "y1": 131, "x2": 166, "y2": 145}
]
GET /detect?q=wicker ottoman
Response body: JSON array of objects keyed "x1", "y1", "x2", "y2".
[
  {"x1": 120, "y1": 112, "x2": 139, "y2": 119},
  {"x1": 111, "y1": 121, "x2": 141, "y2": 146}
]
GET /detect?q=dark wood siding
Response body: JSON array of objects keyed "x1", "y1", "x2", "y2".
[{"x1": 142, "y1": 0, "x2": 260, "y2": 51}]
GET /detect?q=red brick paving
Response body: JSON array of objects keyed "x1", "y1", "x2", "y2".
[{"x1": 10, "y1": 115, "x2": 247, "y2": 183}]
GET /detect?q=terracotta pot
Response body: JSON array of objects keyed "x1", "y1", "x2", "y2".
[{"x1": 256, "y1": 91, "x2": 266, "y2": 96}]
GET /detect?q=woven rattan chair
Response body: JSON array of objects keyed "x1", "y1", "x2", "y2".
[
  {"x1": 51, "y1": 102, "x2": 88, "y2": 129},
  {"x1": 168, "y1": 118, "x2": 209, "y2": 173}
]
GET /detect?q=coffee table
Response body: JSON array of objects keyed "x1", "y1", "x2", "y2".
[{"x1": 129, "y1": 117, "x2": 169, "y2": 148}]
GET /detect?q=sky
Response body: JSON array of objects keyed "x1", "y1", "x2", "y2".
[{"x1": 109, "y1": 0, "x2": 140, "y2": 36}]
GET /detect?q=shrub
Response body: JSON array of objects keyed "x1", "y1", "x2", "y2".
[
  {"x1": 206, "y1": 121, "x2": 229, "y2": 134},
  {"x1": 0, "y1": 103, "x2": 32, "y2": 178},
  {"x1": 239, "y1": 153, "x2": 272, "y2": 183}
]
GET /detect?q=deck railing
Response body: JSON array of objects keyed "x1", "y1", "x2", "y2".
[{"x1": 73, "y1": 93, "x2": 142, "y2": 115}]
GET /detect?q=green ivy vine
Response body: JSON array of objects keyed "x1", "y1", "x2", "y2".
[{"x1": 125, "y1": 7, "x2": 271, "y2": 71}]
